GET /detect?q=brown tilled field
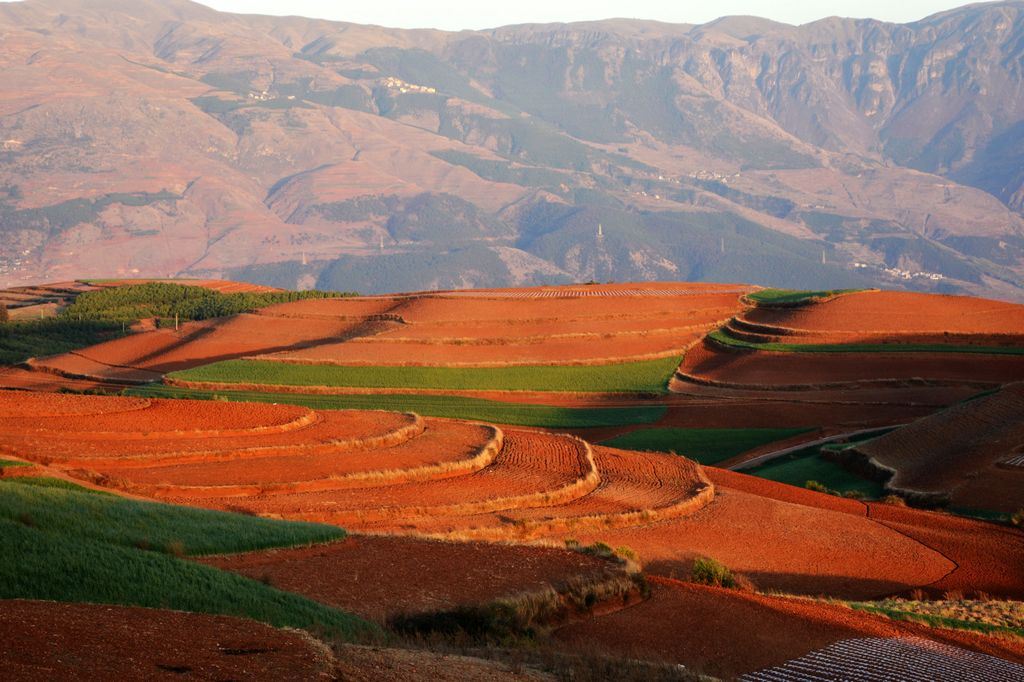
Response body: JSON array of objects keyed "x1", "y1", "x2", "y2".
[
  {"x1": 0, "y1": 600, "x2": 335, "y2": 681},
  {"x1": 849, "y1": 382, "x2": 1024, "y2": 512},
  {"x1": 202, "y1": 534, "x2": 619, "y2": 621}
]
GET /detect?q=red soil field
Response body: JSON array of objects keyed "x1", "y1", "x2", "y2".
[
  {"x1": 0, "y1": 394, "x2": 314, "y2": 436},
  {"x1": 574, "y1": 483, "x2": 953, "y2": 599},
  {"x1": 743, "y1": 290, "x2": 1024, "y2": 346},
  {"x1": 21, "y1": 283, "x2": 749, "y2": 383},
  {"x1": 554, "y1": 578, "x2": 1024, "y2": 679},
  {"x1": 708, "y1": 468, "x2": 1024, "y2": 599},
  {"x1": 0, "y1": 390, "x2": 151, "y2": 418},
  {"x1": 3, "y1": 410, "x2": 420, "y2": 465},
  {"x1": 0, "y1": 600, "x2": 333, "y2": 681},
  {"x1": 678, "y1": 340, "x2": 1024, "y2": 388},
  {"x1": 123, "y1": 422, "x2": 498, "y2": 499},
  {"x1": 200, "y1": 430, "x2": 593, "y2": 524},
  {"x1": 4, "y1": 390, "x2": 1017, "y2": 608},
  {"x1": 203, "y1": 535, "x2": 617, "y2": 621}
]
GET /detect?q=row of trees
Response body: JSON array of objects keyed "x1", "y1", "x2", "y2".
[{"x1": 59, "y1": 283, "x2": 355, "y2": 324}]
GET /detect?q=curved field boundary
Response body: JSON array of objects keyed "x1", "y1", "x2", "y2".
[
  {"x1": 24, "y1": 356, "x2": 163, "y2": 386},
  {"x1": 671, "y1": 368, "x2": 996, "y2": 393},
  {"x1": 442, "y1": 464, "x2": 716, "y2": 542},
  {"x1": 729, "y1": 313, "x2": 1024, "y2": 347},
  {"x1": 245, "y1": 347, "x2": 688, "y2": 369},
  {"x1": 138, "y1": 426, "x2": 505, "y2": 499},
  {"x1": 309, "y1": 435, "x2": 601, "y2": 526},
  {"x1": 426, "y1": 287, "x2": 752, "y2": 300},
  {"x1": 50, "y1": 413, "x2": 427, "y2": 468},
  {"x1": 5, "y1": 406, "x2": 321, "y2": 442},
  {"x1": 335, "y1": 321, "x2": 724, "y2": 347},
  {"x1": 740, "y1": 289, "x2": 872, "y2": 308}
]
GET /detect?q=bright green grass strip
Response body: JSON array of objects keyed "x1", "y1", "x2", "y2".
[
  {"x1": 2, "y1": 477, "x2": 113, "y2": 494},
  {"x1": 745, "y1": 443, "x2": 886, "y2": 498},
  {"x1": 601, "y1": 427, "x2": 815, "y2": 465},
  {"x1": 747, "y1": 288, "x2": 864, "y2": 305},
  {"x1": 0, "y1": 518, "x2": 375, "y2": 638},
  {"x1": 0, "y1": 459, "x2": 30, "y2": 468},
  {"x1": 168, "y1": 356, "x2": 682, "y2": 393},
  {"x1": 0, "y1": 479, "x2": 344, "y2": 556},
  {"x1": 126, "y1": 384, "x2": 666, "y2": 428},
  {"x1": 709, "y1": 329, "x2": 1024, "y2": 356},
  {"x1": 848, "y1": 603, "x2": 1024, "y2": 639}
]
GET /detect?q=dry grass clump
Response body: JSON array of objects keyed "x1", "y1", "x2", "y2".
[
  {"x1": 690, "y1": 556, "x2": 756, "y2": 592},
  {"x1": 871, "y1": 596, "x2": 1024, "y2": 631}
]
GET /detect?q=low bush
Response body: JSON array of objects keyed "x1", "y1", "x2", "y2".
[
  {"x1": 1012, "y1": 509, "x2": 1024, "y2": 528},
  {"x1": 690, "y1": 556, "x2": 735, "y2": 588}
]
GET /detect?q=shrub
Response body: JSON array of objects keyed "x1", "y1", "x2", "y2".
[
  {"x1": 1012, "y1": 509, "x2": 1024, "y2": 528},
  {"x1": 805, "y1": 480, "x2": 831, "y2": 494},
  {"x1": 882, "y1": 494, "x2": 908, "y2": 507},
  {"x1": 691, "y1": 556, "x2": 736, "y2": 589}
]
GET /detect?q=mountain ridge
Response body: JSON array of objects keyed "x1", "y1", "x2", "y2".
[{"x1": 1, "y1": 0, "x2": 1022, "y2": 297}]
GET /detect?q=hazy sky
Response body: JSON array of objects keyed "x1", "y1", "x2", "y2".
[{"x1": 197, "y1": 0, "x2": 975, "y2": 30}]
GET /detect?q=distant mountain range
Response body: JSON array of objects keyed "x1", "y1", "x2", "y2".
[{"x1": 1, "y1": 0, "x2": 1023, "y2": 297}]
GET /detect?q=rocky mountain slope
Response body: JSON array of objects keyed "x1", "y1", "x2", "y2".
[{"x1": 1, "y1": 0, "x2": 1023, "y2": 297}]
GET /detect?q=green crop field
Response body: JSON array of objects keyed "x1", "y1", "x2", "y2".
[
  {"x1": 601, "y1": 427, "x2": 815, "y2": 465},
  {"x1": 746, "y1": 288, "x2": 865, "y2": 306},
  {"x1": 744, "y1": 442, "x2": 886, "y2": 498},
  {"x1": 708, "y1": 329, "x2": 1024, "y2": 355},
  {"x1": 0, "y1": 478, "x2": 373, "y2": 637},
  {"x1": 128, "y1": 384, "x2": 667, "y2": 428},
  {"x1": 168, "y1": 355, "x2": 682, "y2": 393}
]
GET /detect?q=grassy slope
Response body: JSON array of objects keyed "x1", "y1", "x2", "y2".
[
  {"x1": 168, "y1": 356, "x2": 682, "y2": 393},
  {"x1": 0, "y1": 479, "x2": 345, "y2": 555},
  {"x1": 601, "y1": 427, "x2": 814, "y2": 465},
  {"x1": 128, "y1": 384, "x2": 666, "y2": 428},
  {"x1": 0, "y1": 479, "x2": 374, "y2": 637}
]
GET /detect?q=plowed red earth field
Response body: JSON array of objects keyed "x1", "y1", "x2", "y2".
[
  {"x1": 744, "y1": 291, "x2": 1024, "y2": 345},
  {"x1": 0, "y1": 600, "x2": 333, "y2": 681},
  {"x1": 554, "y1": 578, "x2": 1024, "y2": 680},
  {"x1": 203, "y1": 535, "x2": 616, "y2": 621},
  {"x1": 678, "y1": 340, "x2": 1024, "y2": 387}
]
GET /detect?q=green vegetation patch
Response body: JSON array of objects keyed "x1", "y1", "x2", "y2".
[
  {"x1": 169, "y1": 356, "x2": 682, "y2": 394},
  {"x1": 745, "y1": 440, "x2": 887, "y2": 499},
  {"x1": 127, "y1": 384, "x2": 667, "y2": 428},
  {"x1": 708, "y1": 329, "x2": 1024, "y2": 356},
  {"x1": 61, "y1": 283, "x2": 355, "y2": 324},
  {"x1": 0, "y1": 318, "x2": 124, "y2": 365},
  {"x1": 746, "y1": 288, "x2": 865, "y2": 306},
  {"x1": 0, "y1": 478, "x2": 344, "y2": 556},
  {"x1": 602, "y1": 427, "x2": 815, "y2": 465},
  {"x1": 0, "y1": 479, "x2": 372, "y2": 637}
]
